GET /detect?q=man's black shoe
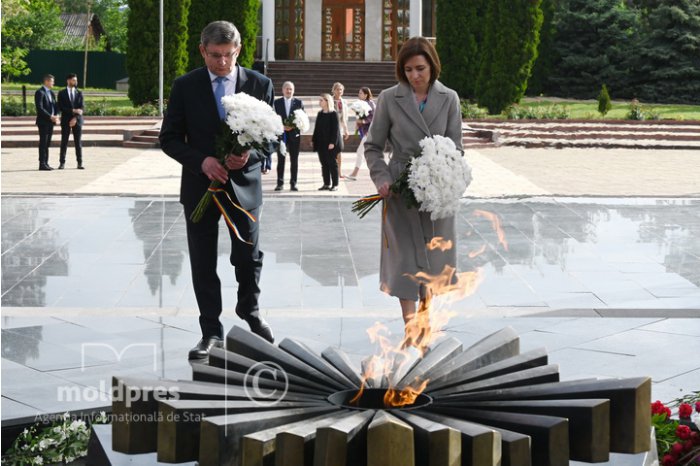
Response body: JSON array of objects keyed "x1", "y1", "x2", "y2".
[
  {"x1": 188, "y1": 336, "x2": 223, "y2": 359},
  {"x1": 77, "y1": 164, "x2": 85, "y2": 170},
  {"x1": 274, "y1": 185, "x2": 283, "y2": 191},
  {"x1": 318, "y1": 185, "x2": 330, "y2": 191},
  {"x1": 58, "y1": 163, "x2": 65, "y2": 169},
  {"x1": 39, "y1": 164, "x2": 53, "y2": 171},
  {"x1": 236, "y1": 311, "x2": 274, "y2": 343},
  {"x1": 290, "y1": 186, "x2": 298, "y2": 192}
]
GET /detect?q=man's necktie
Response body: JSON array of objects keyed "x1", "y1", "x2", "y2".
[
  {"x1": 69, "y1": 89, "x2": 74, "y2": 105},
  {"x1": 214, "y1": 76, "x2": 227, "y2": 120}
]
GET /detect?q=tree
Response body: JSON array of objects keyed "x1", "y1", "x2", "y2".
[
  {"x1": 2, "y1": 0, "x2": 64, "y2": 50},
  {"x1": 58, "y1": 0, "x2": 130, "y2": 53},
  {"x1": 527, "y1": 0, "x2": 558, "y2": 95},
  {"x1": 228, "y1": 0, "x2": 261, "y2": 68},
  {"x1": 1, "y1": 0, "x2": 64, "y2": 80},
  {"x1": 436, "y1": 0, "x2": 486, "y2": 99},
  {"x1": 186, "y1": 1, "x2": 216, "y2": 71},
  {"x1": 126, "y1": 0, "x2": 190, "y2": 105},
  {"x1": 631, "y1": 0, "x2": 700, "y2": 103},
  {"x1": 186, "y1": 0, "x2": 261, "y2": 71},
  {"x1": 475, "y1": 0, "x2": 543, "y2": 114},
  {"x1": 547, "y1": 0, "x2": 639, "y2": 99},
  {"x1": 597, "y1": 84, "x2": 612, "y2": 116}
]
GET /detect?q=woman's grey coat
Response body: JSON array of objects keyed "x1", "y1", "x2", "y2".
[{"x1": 363, "y1": 80, "x2": 463, "y2": 300}]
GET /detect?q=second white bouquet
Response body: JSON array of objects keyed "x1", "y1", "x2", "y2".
[
  {"x1": 280, "y1": 108, "x2": 310, "y2": 156},
  {"x1": 349, "y1": 100, "x2": 372, "y2": 119},
  {"x1": 283, "y1": 108, "x2": 310, "y2": 133},
  {"x1": 409, "y1": 135, "x2": 472, "y2": 220},
  {"x1": 352, "y1": 135, "x2": 471, "y2": 220}
]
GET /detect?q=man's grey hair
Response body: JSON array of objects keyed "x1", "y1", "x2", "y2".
[
  {"x1": 282, "y1": 81, "x2": 295, "y2": 89},
  {"x1": 201, "y1": 21, "x2": 241, "y2": 47}
]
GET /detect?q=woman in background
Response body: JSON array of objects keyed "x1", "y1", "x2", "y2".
[
  {"x1": 331, "y1": 82, "x2": 350, "y2": 178},
  {"x1": 312, "y1": 93, "x2": 341, "y2": 191},
  {"x1": 346, "y1": 87, "x2": 375, "y2": 181}
]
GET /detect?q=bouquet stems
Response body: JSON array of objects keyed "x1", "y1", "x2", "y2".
[
  {"x1": 351, "y1": 194, "x2": 382, "y2": 219},
  {"x1": 352, "y1": 166, "x2": 417, "y2": 219},
  {"x1": 190, "y1": 179, "x2": 221, "y2": 223},
  {"x1": 190, "y1": 130, "x2": 247, "y2": 223}
]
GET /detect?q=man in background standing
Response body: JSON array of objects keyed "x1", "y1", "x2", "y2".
[
  {"x1": 57, "y1": 73, "x2": 85, "y2": 170},
  {"x1": 274, "y1": 81, "x2": 304, "y2": 191},
  {"x1": 35, "y1": 74, "x2": 59, "y2": 171}
]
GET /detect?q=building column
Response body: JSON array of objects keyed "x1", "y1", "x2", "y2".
[
  {"x1": 409, "y1": 0, "x2": 422, "y2": 37},
  {"x1": 365, "y1": 0, "x2": 382, "y2": 61},
  {"x1": 262, "y1": 0, "x2": 275, "y2": 61},
  {"x1": 306, "y1": 0, "x2": 322, "y2": 60}
]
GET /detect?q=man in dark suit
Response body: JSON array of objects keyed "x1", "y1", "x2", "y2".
[
  {"x1": 57, "y1": 73, "x2": 85, "y2": 170},
  {"x1": 160, "y1": 20, "x2": 275, "y2": 359},
  {"x1": 273, "y1": 81, "x2": 304, "y2": 191},
  {"x1": 35, "y1": 74, "x2": 59, "y2": 171}
]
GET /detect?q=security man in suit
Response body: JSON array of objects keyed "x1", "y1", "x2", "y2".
[
  {"x1": 160, "y1": 20, "x2": 276, "y2": 359},
  {"x1": 57, "y1": 73, "x2": 85, "y2": 170},
  {"x1": 35, "y1": 74, "x2": 59, "y2": 171},
  {"x1": 273, "y1": 81, "x2": 304, "y2": 191}
]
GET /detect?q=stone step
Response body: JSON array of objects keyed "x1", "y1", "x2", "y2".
[
  {"x1": 123, "y1": 140, "x2": 160, "y2": 149},
  {"x1": 130, "y1": 135, "x2": 160, "y2": 144},
  {"x1": 267, "y1": 61, "x2": 396, "y2": 96}
]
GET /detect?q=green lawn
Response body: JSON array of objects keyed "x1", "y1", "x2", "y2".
[
  {"x1": 1, "y1": 93, "x2": 159, "y2": 116},
  {"x1": 4, "y1": 82, "x2": 700, "y2": 120},
  {"x1": 518, "y1": 98, "x2": 700, "y2": 121},
  {"x1": 1, "y1": 82, "x2": 123, "y2": 94}
]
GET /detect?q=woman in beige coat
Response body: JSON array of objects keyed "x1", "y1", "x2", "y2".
[{"x1": 363, "y1": 37, "x2": 464, "y2": 326}]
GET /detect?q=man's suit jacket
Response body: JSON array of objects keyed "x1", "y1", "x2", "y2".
[
  {"x1": 159, "y1": 66, "x2": 275, "y2": 211},
  {"x1": 35, "y1": 87, "x2": 57, "y2": 127},
  {"x1": 274, "y1": 97, "x2": 304, "y2": 146},
  {"x1": 57, "y1": 88, "x2": 84, "y2": 126}
]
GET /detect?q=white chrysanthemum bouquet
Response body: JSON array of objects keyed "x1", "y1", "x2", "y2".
[
  {"x1": 190, "y1": 93, "x2": 283, "y2": 223},
  {"x1": 280, "y1": 108, "x2": 310, "y2": 156},
  {"x1": 349, "y1": 100, "x2": 372, "y2": 119},
  {"x1": 283, "y1": 108, "x2": 310, "y2": 133},
  {"x1": 352, "y1": 135, "x2": 472, "y2": 220}
]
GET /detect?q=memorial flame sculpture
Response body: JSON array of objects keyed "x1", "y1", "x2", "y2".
[{"x1": 98, "y1": 325, "x2": 651, "y2": 466}]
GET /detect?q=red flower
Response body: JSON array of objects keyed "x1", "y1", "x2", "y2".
[
  {"x1": 683, "y1": 440, "x2": 693, "y2": 452},
  {"x1": 677, "y1": 424, "x2": 692, "y2": 440},
  {"x1": 680, "y1": 403, "x2": 693, "y2": 419},
  {"x1": 663, "y1": 453, "x2": 677, "y2": 466},
  {"x1": 695, "y1": 401, "x2": 700, "y2": 413},
  {"x1": 671, "y1": 442, "x2": 684, "y2": 457},
  {"x1": 653, "y1": 400, "x2": 668, "y2": 415},
  {"x1": 691, "y1": 431, "x2": 700, "y2": 446}
]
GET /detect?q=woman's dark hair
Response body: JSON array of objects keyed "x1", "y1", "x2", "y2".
[
  {"x1": 395, "y1": 37, "x2": 441, "y2": 85},
  {"x1": 359, "y1": 87, "x2": 373, "y2": 100}
]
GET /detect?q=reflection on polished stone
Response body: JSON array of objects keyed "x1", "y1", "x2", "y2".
[{"x1": 1, "y1": 197, "x2": 699, "y2": 311}]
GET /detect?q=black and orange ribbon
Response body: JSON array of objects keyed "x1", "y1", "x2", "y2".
[{"x1": 208, "y1": 187, "x2": 257, "y2": 244}]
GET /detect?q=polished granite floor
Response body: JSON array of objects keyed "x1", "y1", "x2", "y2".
[
  {"x1": 2, "y1": 196, "x2": 700, "y2": 311},
  {"x1": 2, "y1": 196, "x2": 700, "y2": 424}
]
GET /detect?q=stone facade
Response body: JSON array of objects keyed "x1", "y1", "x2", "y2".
[{"x1": 261, "y1": 0, "x2": 434, "y2": 62}]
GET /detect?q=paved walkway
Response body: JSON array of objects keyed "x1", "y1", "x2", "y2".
[
  {"x1": 1, "y1": 142, "x2": 699, "y2": 445},
  {"x1": 2, "y1": 144, "x2": 699, "y2": 197}
]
